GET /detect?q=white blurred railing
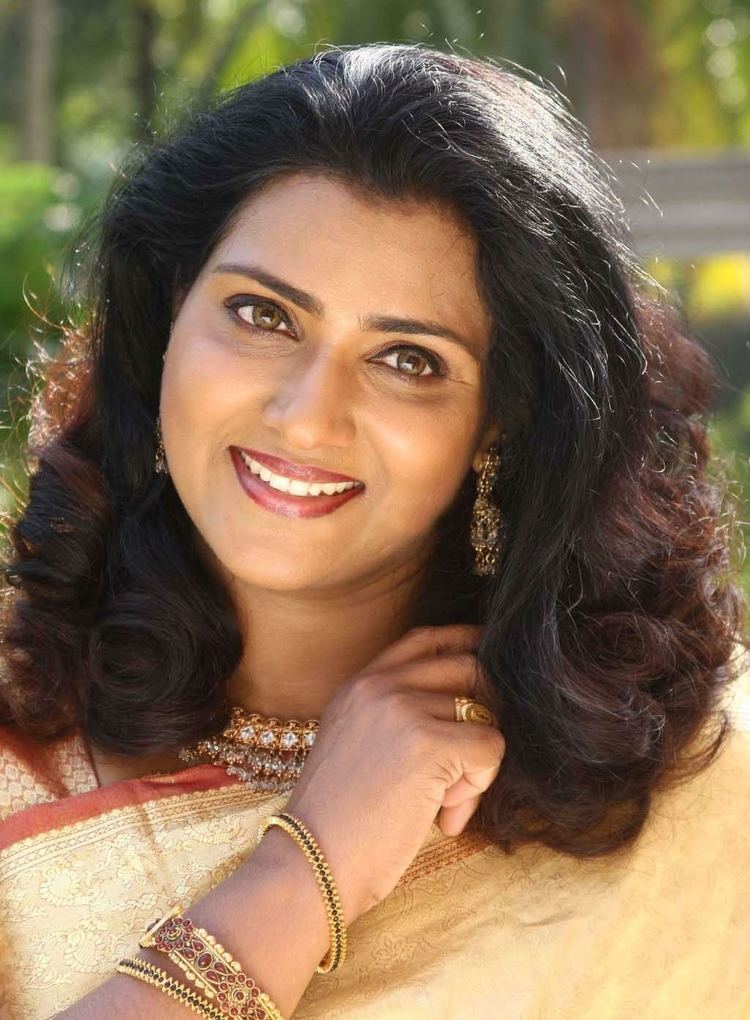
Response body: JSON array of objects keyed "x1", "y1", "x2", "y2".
[{"x1": 600, "y1": 148, "x2": 750, "y2": 258}]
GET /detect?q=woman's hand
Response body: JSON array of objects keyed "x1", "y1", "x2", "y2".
[{"x1": 283, "y1": 624, "x2": 505, "y2": 925}]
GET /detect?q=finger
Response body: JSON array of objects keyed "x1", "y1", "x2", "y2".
[
  {"x1": 388, "y1": 652, "x2": 494, "y2": 706},
  {"x1": 441, "y1": 773, "x2": 494, "y2": 807},
  {"x1": 433, "y1": 718, "x2": 506, "y2": 776},
  {"x1": 368, "y1": 624, "x2": 483, "y2": 673},
  {"x1": 437, "y1": 760, "x2": 503, "y2": 836},
  {"x1": 389, "y1": 687, "x2": 499, "y2": 727},
  {"x1": 436, "y1": 797, "x2": 481, "y2": 836}
]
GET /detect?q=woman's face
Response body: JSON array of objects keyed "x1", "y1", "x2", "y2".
[{"x1": 161, "y1": 172, "x2": 497, "y2": 593}]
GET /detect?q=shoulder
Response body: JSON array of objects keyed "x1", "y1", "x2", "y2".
[{"x1": 0, "y1": 722, "x2": 98, "y2": 824}]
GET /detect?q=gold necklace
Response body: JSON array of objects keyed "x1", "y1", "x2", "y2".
[{"x1": 177, "y1": 705, "x2": 320, "y2": 794}]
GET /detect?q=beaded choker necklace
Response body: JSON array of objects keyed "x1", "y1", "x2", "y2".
[{"x1": 177, "y1": 706, "x2": 320, "y2": 794}]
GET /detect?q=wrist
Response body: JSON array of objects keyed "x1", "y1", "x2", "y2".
[
  {"x1": 268, "y1": 803, "x2": 365, "y2": 927},
  {"x1": 248, "y1": 824, "x2": 336, "y2": 938}
]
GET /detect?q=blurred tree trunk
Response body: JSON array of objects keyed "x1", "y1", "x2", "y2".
[
  {"x1": 557, "y1": 0, "x2": 661, "y2": 149},
  {"x1": 22, "y1": 0, "x2": 57, "y2": 164},
  {"x1": 194, "y1": 1, "x2": 269, "y2": 105},
  {"x1": 133, "y1": 0, "x2": 158, "y2": 140}
]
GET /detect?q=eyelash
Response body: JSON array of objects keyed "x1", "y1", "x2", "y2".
[{"x1": 224, "y1": 295, "x2": 447, "y2": 384}]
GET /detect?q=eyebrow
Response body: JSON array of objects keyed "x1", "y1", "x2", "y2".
[{"x1": 212, "y1": 261, "x2": 480, "y2": 357}]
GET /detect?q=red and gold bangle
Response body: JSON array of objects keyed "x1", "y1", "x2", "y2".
[{"x1": 139, "y1": 906, "x2": 284, "y2": 1019}]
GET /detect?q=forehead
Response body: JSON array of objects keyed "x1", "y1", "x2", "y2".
[{"x1": 203, "y1": 172, "x2": 492, "y2": 337}]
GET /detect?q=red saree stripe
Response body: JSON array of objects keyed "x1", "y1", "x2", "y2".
[{"x1": 0, "y1": 763, "x2": 240, "y2": 852}]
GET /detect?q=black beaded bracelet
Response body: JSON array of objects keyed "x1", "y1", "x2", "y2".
[{"x1": 116, "y1": 956, "x2": 226, "y2": 1019}]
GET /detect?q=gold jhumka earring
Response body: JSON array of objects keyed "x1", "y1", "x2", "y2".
[
  {"x1": 470, "y1": 444, "x2": 502, "y2": 576},
  {"x1": 154, "y1": 351, "x2": 168, "y2": 475}
]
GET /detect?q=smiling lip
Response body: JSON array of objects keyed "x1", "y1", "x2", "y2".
[
  {"x1": 237, "y1": 446, "x2": 361, "y2": 485},
  {"x1": 231, "y1": 447, "x2": 364, "y2": 519}
]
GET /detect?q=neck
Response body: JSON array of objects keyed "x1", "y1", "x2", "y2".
[{"x1": 222, "y1": 546, "x2": 433, "y2": 722}]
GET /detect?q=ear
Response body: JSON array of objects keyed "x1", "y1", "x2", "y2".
[{"x1": 472, "y1": 422, "x2": 503, "y2": 475}]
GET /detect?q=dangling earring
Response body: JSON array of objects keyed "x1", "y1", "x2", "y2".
[
  {"x1": 154, "y1": 414, "x2": 168, "y2": 475},
  {"x1": 154, "y1": 349, "x2": 168, "y2": 475},
  {"x1": 470, "y1": 444, "x2": 502, "y2": 576}
]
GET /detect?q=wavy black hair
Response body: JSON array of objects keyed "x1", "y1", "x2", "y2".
[{"x1": 1, "y1": 43, "x2": 746, "y2": 857}]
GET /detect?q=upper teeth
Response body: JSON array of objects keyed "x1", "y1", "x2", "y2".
[{"x1": 239, "y1": 451, "x2": 360, "y2": 497}]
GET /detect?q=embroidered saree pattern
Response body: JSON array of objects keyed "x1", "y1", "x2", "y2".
[
  {"x1": 1, "y1": 648, "x2": 749, "y2": 1018},
  {"x1": 0, "y1": 726, "x2": 97, "y2": 823}
]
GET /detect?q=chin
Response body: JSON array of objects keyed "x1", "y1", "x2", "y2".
[{"x1": 215, "y1": 550, "x2": 333, "y2": 592}]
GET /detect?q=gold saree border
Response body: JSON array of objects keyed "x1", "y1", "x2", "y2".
[
  {"x1": 396, "y1": 827, "x2": 495, "y2": 886},
  {"x1": 0, "y1": 770, "x2": 493, "y2": 889},
  {"x1": 0, "y1": 781, "x2": 269, "y2": 880}
]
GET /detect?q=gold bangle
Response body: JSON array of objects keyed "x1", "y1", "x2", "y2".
[
  {"x1": 116, "y1": 956, "x2": 226, "y2": 1019},
  {"x1": 139, "y1": 906, "x2": 285, "y2": 1019},
  {"x1": 257, "y1": 811, "x2": 347, "y2": 973}
]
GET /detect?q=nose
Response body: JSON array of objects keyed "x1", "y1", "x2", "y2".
[{"x1": 262, "y1": 348, "x2": 356, "y2": 449}]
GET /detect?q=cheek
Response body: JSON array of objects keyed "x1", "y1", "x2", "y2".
[
  {"x1": 161, "y1": 332, "x2": 261, "y2": 446},
  {"x1": 377, "y1": 409, "x2": 476, "y2": 520}
]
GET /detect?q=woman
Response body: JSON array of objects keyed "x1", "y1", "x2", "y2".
[{"x1": 1, "y1": 42, "x2": 748, "y2": 1019}]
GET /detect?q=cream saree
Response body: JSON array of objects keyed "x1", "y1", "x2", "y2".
[{"x1": 1, "y1": 652, "x2": 749, "y2": 1019}]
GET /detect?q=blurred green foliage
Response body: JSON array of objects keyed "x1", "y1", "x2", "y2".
[
  {"x1": 0, "y1": 164, "x2": 69, "y2": 373},
  {"x1": 711, "y1": 387, "x2": 750, "y2": 595}
]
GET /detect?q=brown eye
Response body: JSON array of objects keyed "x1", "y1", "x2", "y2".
[
  {"x1": 228, "y1": 296, "x2": 293, "y2": 333},
  {"x1": 394, "y1": 349, "x2": 433, "y2": 378},
  {"x1": 247, "y1": 300, "x2": 285, "y2": 330},
  {"x1": 379, "y1": 345, "x2": 444, "y2": 382}
]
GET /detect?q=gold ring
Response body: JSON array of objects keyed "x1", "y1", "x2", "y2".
[{"x1": 454, "y1": 696, "x2": 494, "y2": 725}]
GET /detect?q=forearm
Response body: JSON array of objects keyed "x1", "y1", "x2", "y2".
[{"x1": 56, "y1": 826, "x2": 332, "y2": 1018}]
